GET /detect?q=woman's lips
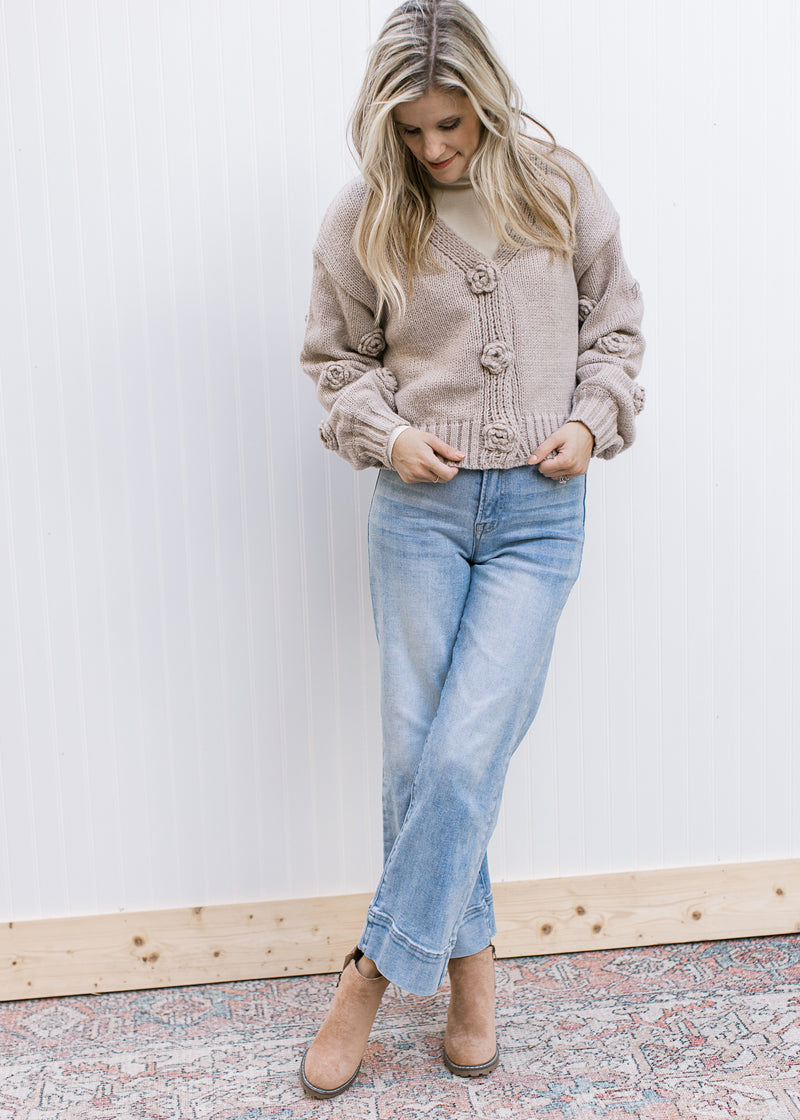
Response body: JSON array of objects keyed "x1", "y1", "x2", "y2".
[{"x1": 428, "y1": 153, "x2": 457, "y2": 171}]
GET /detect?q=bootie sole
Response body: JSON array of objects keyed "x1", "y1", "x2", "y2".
[
  {"x1": 443, "y1": 1045, "x2": 500, "y2": 1077},
  {"x1": 299, "y1": 1053, "x2": 362, "y2": 1099}
]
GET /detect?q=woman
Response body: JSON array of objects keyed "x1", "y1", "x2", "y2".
[{"x1": 298, "y1": 0, "x2": 644, "y2": 1098}]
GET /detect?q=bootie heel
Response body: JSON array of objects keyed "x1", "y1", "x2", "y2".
[
  {"x1": 443, "y1": 944, "x2": 500, "y2": 1076},
  {"x1": 300, "y1": 947, "x2": 389, "y2": 1098}
]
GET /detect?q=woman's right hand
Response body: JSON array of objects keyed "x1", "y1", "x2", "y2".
[{"x1": 391, "y1": 428, "x2": 464, "y2": 484}]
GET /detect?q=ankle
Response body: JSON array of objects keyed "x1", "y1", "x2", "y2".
[{"x1": 355, "y1": 954, "x2": 381, "y2": 980}]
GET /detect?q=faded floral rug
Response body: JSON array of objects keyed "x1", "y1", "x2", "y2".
[{"x1": 1, "y1": 935, "x2": 799, "y2": 1119}]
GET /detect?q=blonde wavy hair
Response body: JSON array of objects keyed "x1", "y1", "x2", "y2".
[{"x1": 349, "y1": 0, "x2": 582, "y2": 316}]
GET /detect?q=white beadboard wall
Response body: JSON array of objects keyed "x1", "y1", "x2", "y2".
[{"x1": 0, "y1": 0, "x2": 797, "y2": 924}]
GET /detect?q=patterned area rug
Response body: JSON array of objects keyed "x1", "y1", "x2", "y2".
[{"x1": 1, "y1": 936, "x2": 799, "y2": 1119}]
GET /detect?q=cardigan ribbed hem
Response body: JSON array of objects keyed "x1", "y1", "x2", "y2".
[
  {"x1": 367, "y1": 405, "x2": 624, "y2": 473},
  {"x1": 411, "y1": 412, "x2": 569, "y2": 471}
]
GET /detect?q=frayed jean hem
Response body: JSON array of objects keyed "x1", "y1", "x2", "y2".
[{"x1": 359, "y1": 895, "x2": 496, "y2": 996}]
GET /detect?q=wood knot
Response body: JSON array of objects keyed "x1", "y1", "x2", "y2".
[
  {"x1": 775, "y1": 887, "x2": 785, "y2": 897},
  {"x1": 213, "y1": 950, "x2": 221, "y2": 958},
  {"x1": 133, "y1": 936, "x2": 145, "y2": 947},
  {"x1": 691, "y1": 910, "x2": 702, "y2": 921},
  {"x1": 194, "y1": 907, "x2": 203, "y2": 917},
  {"x1": 540, "y1": 923, "x2": 552, "y2": 935},
  {"x1": 575, "y1": 905, "x2": 586, "y2": 916},
  {"x1": 142, "y1": 952, "x2": 160, "y2": 964},
  {"x1": 592, "y1": 923, "x2": 603, "y2": 934}
]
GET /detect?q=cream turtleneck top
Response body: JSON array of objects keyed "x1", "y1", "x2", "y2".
[{"x1": 429, "y1": 177, "x2": 499, "y2": 260}]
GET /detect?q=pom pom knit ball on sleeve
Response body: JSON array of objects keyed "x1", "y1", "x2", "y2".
[{"x1": 301, "y1": 149, "x2": 645, "y2": 471}]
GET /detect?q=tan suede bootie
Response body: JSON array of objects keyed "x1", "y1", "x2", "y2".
[
  {"x1": 443, "y1": 944, "x2": 500, "y2": 1076},
  {"x1": 300, "y1": 948, "x2": 389, "y2": 1099}
]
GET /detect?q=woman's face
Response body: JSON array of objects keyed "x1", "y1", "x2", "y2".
[{"x1": 393, "y1": 88, "x2": 483, "y2": 184}]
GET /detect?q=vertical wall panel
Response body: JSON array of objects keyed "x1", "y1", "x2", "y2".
[{"x1": 0, "y1": 0, "x2": 797, "y2": 923}]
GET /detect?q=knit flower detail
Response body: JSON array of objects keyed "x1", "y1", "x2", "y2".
[
  {"x1": 597, "y1": 331, "x2": 634, "y2": 357},
  {"x1": 578, "y1": 297, "x2": 596, "y2": 324},
  {"x1": 480, "y1": 341, "x2": 513, "y2": 376},
  {"x1": 318, "y1": 421, "x2": 338, "y2": 451},
  {"x1": 482, "y1": 420, "x2": 517, "y2": 453},
  {"x1": 466, "y1": 264, "x2": 499, "y2": 295},
  {"x1": 632, "y1": 383, "x2": 646, "y2": 415},
  {"x1": 320, "y1": 362, "x2": 356, "y2": 391},
  {"x1": 375, "y1": 368, "x2": 398, "y2": 394},
  {"x1": 357, "y1": 328, "x2": 386, "y2": 358}
]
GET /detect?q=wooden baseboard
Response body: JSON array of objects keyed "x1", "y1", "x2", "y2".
[{"x1": 2, "y1": 859, "x2": 798, "y2": 1002}]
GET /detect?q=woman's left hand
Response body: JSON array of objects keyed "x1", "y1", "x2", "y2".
[{"x1": 528, "y1": 421, "x2": 595, "y2": 479}]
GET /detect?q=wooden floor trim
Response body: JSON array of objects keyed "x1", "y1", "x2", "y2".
[{"x1": 2, "y1": 859, "x2": 798, "y2": 1001}]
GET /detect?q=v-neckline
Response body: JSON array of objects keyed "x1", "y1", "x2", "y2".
[{"x1": 430, "y1": 215, "x2": 520, "y2": 270}]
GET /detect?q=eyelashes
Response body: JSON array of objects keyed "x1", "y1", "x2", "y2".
[{"x1": 399, "y1": 119, "x2": 461, "y2": 136}]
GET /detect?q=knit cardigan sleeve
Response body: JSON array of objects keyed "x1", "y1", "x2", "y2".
[
  {"x1": 560, "y1": 155, "x2": 646, "y2": 459},
  {"x1": 300, "y1": 181, "x2": 409, "y2": 470}
]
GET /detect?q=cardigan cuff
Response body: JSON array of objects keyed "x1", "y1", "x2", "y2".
[
  {"x1": 353, "y1": 412, "x2": 406, "y2": 470},
  {"x1": 568, "y1": 389, "x2": 622, "y2": 459}
]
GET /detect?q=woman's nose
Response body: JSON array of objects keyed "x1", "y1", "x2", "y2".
[{"x1": 422, "y1": 133, "x2": 446, "y2": 161}]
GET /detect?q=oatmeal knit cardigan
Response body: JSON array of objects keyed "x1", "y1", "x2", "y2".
[{"x1": 301, "y1": 150, "x2": 645, "y2": 471}]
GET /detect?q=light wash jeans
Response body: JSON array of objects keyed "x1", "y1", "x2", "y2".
[{"x1": 359, "y1": 465, "x2": 586, "y2": 995}]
